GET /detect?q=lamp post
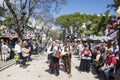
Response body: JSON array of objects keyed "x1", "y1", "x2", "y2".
[{"x1": 116, "y1": 6, "x2": 120, "y2": 62}]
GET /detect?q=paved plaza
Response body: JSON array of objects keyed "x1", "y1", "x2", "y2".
[{"x1": 0, "y1": 54, "x2": 98, "y2": 80}]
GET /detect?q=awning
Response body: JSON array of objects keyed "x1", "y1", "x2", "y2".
[
  {"x1": 4, "y1": 33, "x2": 18, "y2": 40},
  {"x1": 108, "y1": 30, "x2": 118, "y2": 39},
  {"x1": 22, "y1": 34, "x2": 32, "y2": 39}
]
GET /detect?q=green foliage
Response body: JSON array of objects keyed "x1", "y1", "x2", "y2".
[
  {"x1": 4, "y1": 16, "x2": 15, "y2": 25},
  {"x1": 48, "y1": 30, "x2": 61, "y2": 40},
  {"x1": 98, "y1": 31, "x2": 104, "y2": 36},
  {"x1": 58, "y1": 33, "x2": 63, "y2": 40},
  {"x1": 56, "y1": 12, "x2": 110, "y2": 36}
]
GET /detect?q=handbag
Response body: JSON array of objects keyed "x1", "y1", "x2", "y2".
[
  {"x1": 14, "y1": 55, "x2": 18, "y2": 61},
  {"x1": 55, "y1": 51, "x2": 61, "y2": 58}
]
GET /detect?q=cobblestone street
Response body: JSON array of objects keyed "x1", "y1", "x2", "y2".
[
  {"x1": 0, "y1": 0, "x2": 119, "y2": 80},
  {"x1": 0, "y1": 54, "x2": 98, "y2": 80}
]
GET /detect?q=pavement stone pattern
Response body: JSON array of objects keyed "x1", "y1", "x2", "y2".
[
  {"x1": 0, "y1": 60, "x2": 15, "y2": 71},
  {"x1": 0, "y1": 54, "x2": 99, "y2": 80}
]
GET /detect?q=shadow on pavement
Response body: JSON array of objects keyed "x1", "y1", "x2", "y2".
[
  {"x1": 45, "y1": 68, "x2": 50, "y2": 73},
  {"x1": 26, "y1": 64, "x2": 31, "y2": 67},
  {"x1": 59, "y1": 64, "x2": 65, "y2": 72},
  {"x1": 75, "y1": 66, "x2": 79, "y2": 71}
]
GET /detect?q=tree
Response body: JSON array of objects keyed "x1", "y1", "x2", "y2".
[
  {"x1": 56, "y1": 12, "x2": 111, "y2": 37},
  {"x1": 107, "y1": 0, "x2": 120, "y2": 11},
  {"x1": 48, "y1": 30, "x2": 61, "y2": 40},
  {"x1": 96, "y1": 10, "x2": 110, "y2": 35},
  {"x1": 4, "y1": 0, "x2": 67, "y2": 39}
]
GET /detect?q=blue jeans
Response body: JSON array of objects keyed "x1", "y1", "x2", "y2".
[
  {"x1": 41, "y1": 47, "x2": 44, "y2": 54},
  {"x1": 104, "y1": 68, "x2": 111, "y2": 79}
]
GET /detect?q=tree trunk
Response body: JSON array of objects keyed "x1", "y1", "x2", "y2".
[{"x1": 15, "y1": 24, "x2": 24, "y2": 39}]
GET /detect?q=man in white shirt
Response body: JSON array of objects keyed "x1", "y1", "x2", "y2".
[
  {"x1": 48, "y1": 41, "x2": 61, "y2": 76},
  {"x1": 14, "y1": 41, "x2": 21, "y2": 65}
]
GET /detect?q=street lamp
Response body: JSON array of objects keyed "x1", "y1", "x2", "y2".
[{"x1": 116, "y1": 6, "x2": 120, "y2": 61}]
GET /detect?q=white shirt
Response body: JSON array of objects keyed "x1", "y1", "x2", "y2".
[
  {"x1": 2, "y1": 44, "x2": 10, "y2": 54},
  {"x1": 61, "y1": 46, "x2": 70, "y2": 56},
  {"x1": 61, "y1": 46, "x2": 66, "y2": 56},
  {"x1": 53, "y1": 46, "x2": 58, "y2": 51},
  {"x1": 78, "y1": 44, "x2": 83, "y2": 52},
  {"x1": 47, "y1": 46, "x2": 54, "y2": 54},
  {"x1": 14, "y1": 44, "x2": 21, "y2": 54},
  {"x1": 81, "y1": 49, "x2": 92, "y2": 60}
]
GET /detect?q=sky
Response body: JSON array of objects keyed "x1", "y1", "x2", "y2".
[{"x1": 54, "y1": 0, "x2": 115, "y2": 17}]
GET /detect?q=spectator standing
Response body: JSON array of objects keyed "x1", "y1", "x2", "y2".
[
  {"x1": 47, "y1": 42, "x2": 54, "y2": 65},
  {"x1": 26, "y1": 39, "x2": 33, "y2": 61},
  {"x1": 1, "y1": 42, "x2": 10, "y2": 62},
  {"x1": 21, "y1": 41, "x2": 30, "y2": 69},
  {"x1": 78, "y1": 41, "x2": 83, "y2": 59},
  {"x1": 14, "y1": 41, "x2": 22, "y2": 66},
  {"x1": 34, "y1": 40, "x2": 39, "y2": 56},
  {"x1": 50, "y1": 41, "x2": 61, "y2": 76},
  {"x1": 61, "y1": 42, "x2": 72, "y2": 77},
  {"x1": 79, "y1": 44, "x2": 91, "y2": 73},
  {"x1": 8, "y1": 40, "x2": 15, "y2": 60},
  {"x1": 0, "y1": 39, "x2": 3, "y2": 61}
]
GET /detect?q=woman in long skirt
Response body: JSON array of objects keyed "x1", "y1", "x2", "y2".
[{"x1": 79, "y1": 44, "x2": 91, "y2": 72}]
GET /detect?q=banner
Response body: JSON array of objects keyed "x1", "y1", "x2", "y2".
[{"x1": 108, "y1": 31, "x2": 118, "y2": 39}]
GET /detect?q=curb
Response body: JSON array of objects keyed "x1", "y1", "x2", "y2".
[{"x1": 0, "y1": 59, "x2": 15, "y2": 71}]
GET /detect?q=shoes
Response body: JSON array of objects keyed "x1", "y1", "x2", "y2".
[
  {"x1": 55, "y1": 73, "x2": 59, "y2": 76},
  {"x1": 68, "y1": 74, "x2": 72, "y2": 78},
  {"x1": 23, "y1": 66, "x2": 27, "y2": 69},
  {"x1": 20, "y1": 65, "x2": 23, "y2": 68},
  {"x1": 94, "y1": 74, "x2": 99, "y2": 79}
]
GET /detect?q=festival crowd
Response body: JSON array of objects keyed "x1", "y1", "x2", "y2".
[{"x1": 0, "y1": 38, "x2": 120, "y2": 80}]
